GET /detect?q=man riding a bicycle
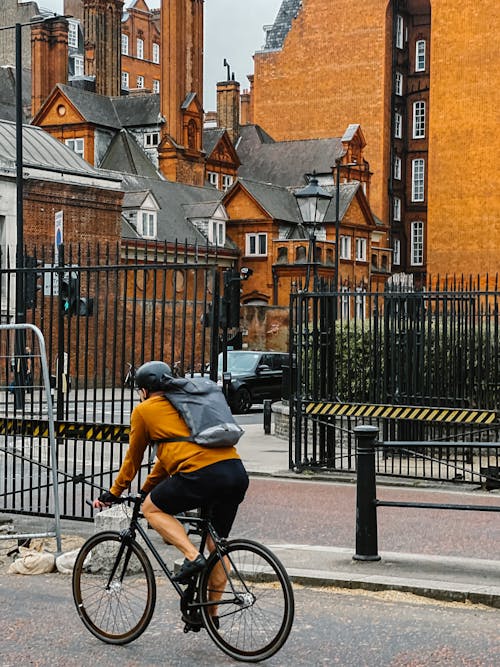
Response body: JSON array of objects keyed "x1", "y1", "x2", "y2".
[{"x1": 94, "y1": 361, "x2": 249, "y2": 587}]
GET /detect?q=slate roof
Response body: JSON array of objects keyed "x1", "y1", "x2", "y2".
[
  {"x1": 261, "y1": 0, "x2": 303, "y2": 51},
  {"x1": 234, "y1": 178, "x2": 363, "y2": 227},
  {"x1": 0, "y1": 119, "x2": 111, "y2": 179},
  {"x1": 203, "y1": 128, "x2": 226, "y2": 156},
  {"x1": 118, "y1": 172, "x2": 237, "y2": 248},
  {"x1": 55, "y1": 84, "x2": 162, "y2": 129},
  {"x1": 0, "y1": 66, "x2": 31, "y2": 123},
  {"x1": 100, "y1": 129, "x2": 160, "y2": 177},
  {"x1": 237, "y1": 125, "x2": 344, "y2": 187}
]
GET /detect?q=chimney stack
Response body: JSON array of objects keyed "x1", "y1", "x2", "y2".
[
  {"x1": 84, "y1": 0, "x2": 123, "y2": 96},
  {"x1": 31, "y1": 18, "x2": 69, "y2": 117},
  {"x1": 217, "y1": 77, "x2": 240, "y2": 144}
]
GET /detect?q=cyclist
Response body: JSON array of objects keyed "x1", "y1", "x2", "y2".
[{"x1": 93, "y1": 361, "x2": 249, "y2": 590}]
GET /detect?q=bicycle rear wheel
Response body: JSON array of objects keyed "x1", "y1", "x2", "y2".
[
  {"x1": 72, "y1": 531, "x2": 156, "y2": 645},
  {"x1": 199, "y1": 539, "x2": 294, "y2": 662}
]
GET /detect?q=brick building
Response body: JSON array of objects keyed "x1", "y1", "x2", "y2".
[{"x1": 250, "y1": 0, "x2": 499, "y2": 282}]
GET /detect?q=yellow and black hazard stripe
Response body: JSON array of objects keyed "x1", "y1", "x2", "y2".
[
  {"x1": 0, "y1": 418, "x2": 130, "y2": 442},
  {"x1": 304, "y1": 402, "x2": 498, "y2": 425}
]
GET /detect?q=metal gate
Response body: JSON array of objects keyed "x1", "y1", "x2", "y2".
[
  {"x1": 0, "y1": 242, "x2": 220, "y2": 520},
  {"x1": 289, "y1": 281, "x2": 500, "y2": 482}
]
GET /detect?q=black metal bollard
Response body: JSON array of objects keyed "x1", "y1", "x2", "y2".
[
  {"x1": 263, "y1": 399, "x2": 272, "y2": 434},
  {"x1": 353, "y1": 425, "x2": 381, "y2": 562}
]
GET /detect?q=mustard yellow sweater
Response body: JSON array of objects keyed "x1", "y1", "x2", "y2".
[{"x1": 110, "y1": 394, "x2": 240, "y2": 497}]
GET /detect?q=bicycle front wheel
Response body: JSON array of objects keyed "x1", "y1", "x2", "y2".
[
  {"x1": 72, "y1": 531, "x2": 156, "y2": 645},
  {"x1": 199, "y1": 539, "x2": 294, "y2": 662}
]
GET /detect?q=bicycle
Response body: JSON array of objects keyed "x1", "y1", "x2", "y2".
[{"x1": 72, "y1": 495, "x2": 295, "y2": 663}]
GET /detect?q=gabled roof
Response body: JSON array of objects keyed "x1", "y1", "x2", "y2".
[
  {"x1": 100, "y1": 129, "x2": 160, "y2": 176},
  {"x1": 260, "y1": 0, "x2": 303, "y2": 52},
  {"x1": 237, "y1": 125, "x2": 344, "y2": 187},
  {"x1": 123, "y1": 190, "x2": 159, "y2": 210},
  {"x1": 204, "y1": 128, "x2": 226, "y2": 156}
]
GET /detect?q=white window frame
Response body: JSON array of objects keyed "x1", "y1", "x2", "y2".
[
  {"x1": 121, "y1": 71, "x2": 129, "y2": 89},
  {"x1": 411, "y1": 221, "x2": 424, "y2": 266},
  {"x1": 393, "y1": 238, "x2": 401, "y2": 265},
  {"x1": 207, "y1": 171, "x2": 219, "y2": 188},
  {"x1": 340, "y1": 235, "x2": 351, "y2": 260},
  {"x1": 394, "y1": 112, "x2": 402, "y2": 139},
  {"x1": 68, "y1": 20, "x2": 79, "y2": 49},
  {"x1": 73, "y1": 55, "x2": 84, "y2": 77},
  {"x1": 413, "y1": 101, "x2": 426, "y2": 139},
  {"x1": 136, "y1": 75, "x2": 145, "y2": 89},
  {"x1": 412, "y1": 159, "x2": 425, "y2": 202},
  {"x1": 393, "y1": 197, "x2": 401, "y2": 222},
  {"x1": 246, "y1": 233, "x2": 267, "y2": 257},
  {"x1": 137, "y1": 38, "x2": 144, "y2": 60},
  {"x1": 416, "y1": 40, "x2": 426, "y2": 72},
  {"x1": 355, "y1": 237, "x2": 367, "y2": 262},
  {"x1": 121, "y1": 33, "x2": 129, "y2": 56},
  {"x1": 395, "y1": 71, "x2": 403, "y2": 96},
  {"x1": 355, "y1": 287, "x2": 367, "y2": 320},
  {"x1": 396, "y1": 15, "x2": 404, "y2": 49},
  {"x1": 144, "y1": 132, "x2": 160, "y2": 148},
  {"x1": 394, "y1": 155, "x2": 402, "y2": 180},
  {"x1": 152, "y1": 79, "x2": 160, "y2": 94},
  {"x1": 138, "y1": 210, "x2": 157, "y2": 239},
  {"x1": 341, "y1": 286, "x2": 350, "y2": 319},
  {"x1": 152, "y1": 43, "x2": 160, "y2": 64},
  {"x1": 65, "y1": 137, "x2": 84, "y2": 159},
  {"x1": 209, "y1": 220, "x2": 226, "y2": 246},
  {"x1": 222, "y1": 174, "x2": 234, "y2": 192}
]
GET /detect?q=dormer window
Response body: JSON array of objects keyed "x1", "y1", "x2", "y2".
[
  {"x1": 138, "y1": 210, "x2": 157, "y2": 239},
  {"x1": 209, "y1": 220, "x2": 226, "y2": 246},
  {"x1": 144, "y1": 132, "x2": 160, "y2": 148}
]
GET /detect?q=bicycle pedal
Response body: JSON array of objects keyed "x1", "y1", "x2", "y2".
[{"x1": 183, "y1": 622, "x2": 201, "y2": 634}]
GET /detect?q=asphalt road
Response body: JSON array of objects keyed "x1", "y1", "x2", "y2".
[{"x1": 1, "y1": 574, "x2": 498, "y2": 666}]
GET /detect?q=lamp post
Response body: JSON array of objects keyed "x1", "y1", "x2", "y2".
[{"x1": 294, "y1": 173, "x2": 333, "y2": 290}]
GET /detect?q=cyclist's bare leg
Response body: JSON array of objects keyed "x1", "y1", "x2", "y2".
[
  {"x1": 206, "y1": 535, "x2": 230, "y2": 618},
  {"x1": 142, "y1": 496, "x2": 199, "y2": 561}
]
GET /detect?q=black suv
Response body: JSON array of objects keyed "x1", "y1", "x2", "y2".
[{"x1": 218, "y1": 351, "x2": 288, "y2": 414}]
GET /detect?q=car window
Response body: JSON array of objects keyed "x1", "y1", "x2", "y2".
[{"x1": 222, "y1": 352, "x2": 260, "y2": 373}]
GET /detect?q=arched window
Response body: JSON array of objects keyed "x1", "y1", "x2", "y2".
[
  {"x1": 295, "y1": 246, "x2": 307, "y2": 263},
  {"x1": 277, "y1": 247, "x2": 288, "y2": 264}
]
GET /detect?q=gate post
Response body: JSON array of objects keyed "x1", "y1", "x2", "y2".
[{"x1": 353, "y1": 425, "x2": 381, "y2": 562}]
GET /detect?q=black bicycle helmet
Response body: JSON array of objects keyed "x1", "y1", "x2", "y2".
[{"x1": 135, "y1": 361, "x2": 172, "y2": 392}]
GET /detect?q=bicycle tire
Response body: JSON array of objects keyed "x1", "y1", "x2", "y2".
[
  {"x1": 199, "y1": 538, "x2": 294, "y2": 662},
  {"x1": 72, "y1": 531, "x2": 156, "y2": 645}
]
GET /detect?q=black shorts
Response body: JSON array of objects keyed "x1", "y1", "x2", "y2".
[{"x1": 149, "y1": 458, "x2": 249, "y2": 538}]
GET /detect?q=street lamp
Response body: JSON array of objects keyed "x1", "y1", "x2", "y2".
[{"x1": 294, "y1": 173, "x2": 333, "y2": 290}]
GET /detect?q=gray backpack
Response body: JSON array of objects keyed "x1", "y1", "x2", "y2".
[{"x1": 155, "y1": 376, "x2": 244, "y2": 448}]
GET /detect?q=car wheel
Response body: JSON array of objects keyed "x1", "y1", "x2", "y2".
[{"x1": 232, "y1": 387, "x2": 252, "y2": 414}]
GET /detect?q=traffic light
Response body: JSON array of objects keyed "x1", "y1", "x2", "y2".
[
  {"x1": 24, "y1": 256, "x2": 42, "y2": 309},
  {"x1": 60, "y1": 270, "x2": 93, "y2": 316}
]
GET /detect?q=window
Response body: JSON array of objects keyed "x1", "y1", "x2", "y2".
[
  {"x1": 152, "y1": 79, "x2": 160, "y2": 94},
  {"x1": 411, "y1": 221, "x2": 424, "y2": 265},
  {"x1": 222, "y1": 174, "x2": 233, "y2": 192},
  {"x1": 207, "y1": 171, "x2": 218, "y2": 188},
  {"x1": 355, "y1": 238, "x2": 367, "y2": 261},
  {"x1": 138, "y1": 211, "x2": 157, "y2": 239},
  {"x1": 412, "y1": 159, "x2": 425, "y2": 201},
  {"x1": 394, "y1": 112, "x2": 402, "y2": 139},
  {"x1": 393, "y1": 197, "x2": 401, "y2": 222},
  {"x1": 416, "y1": 40, "x2": 426, "y2": 72},
  {"x1": 121, "y1": 33, "x2": 129, "y2": 55},
  {"x1": 68, "y1": 20, "x2": 79, "y2": 48},
  {"x1": 137, "y1": 38, "x2": 144, "y2": 60},
  {"x1": 137, "y1": 75, "x2": 145, "y2": 89},
  {"x1": 246, "y1": 233, "x2": 267, "y2": 256},
  {"x1": 121, "y1": 71, "x2": 129, "y2": 89},
  {"x1": 210, "y1": 220, "x2": 225, "y2": 246},
  {"x1": 341, "y1": 286, "x2": 350, "y2": 319},
  {"x1": 413, "y1": 101, "x2": 426, "y2": 139},
  {"x1": 395, "y1": 71, "x2": 403, "y2": 96},
  {"x1": 355, "y1": 288, "x2": 367, "y2": 320},
  {"x1": 73, "y1": 55, "x2": 84, "y2": 77},
  {"x1": 396, "y1": 15, "x2": 404, "y2": 49},
  {"x1": 152, "y1": 43, "x2": 160, "y2": 64},
  {"x1": 144, "y1": 132, "x2": 160, "y2": 148},
  {"x1": 393, "y1": 239, "x2": 401, "y2": 265},
  {"x1": 65, "y1": 138, "x2": 84, "y2": 159},
  {"x1": 394, "y1": 155, "x2": 402, "y2": 180},
  {"x1": 340, "y1": 235, "x2": 351, "y2": 260}
]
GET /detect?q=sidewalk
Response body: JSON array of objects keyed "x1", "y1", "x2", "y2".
[{"x1": 237, "y1": 421, "x2": 500, "y2": 608}]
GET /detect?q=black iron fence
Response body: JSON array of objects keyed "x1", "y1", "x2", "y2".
[
  {"x1": 0, "y1": 242, "x2": 220, "y2": 519},
  {"x1": 289, "y1": 278, "x2": 500, "y2": 483}
]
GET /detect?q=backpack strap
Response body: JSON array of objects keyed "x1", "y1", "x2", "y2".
[{"x1": 148, "y1": 436, "x2": 194, "y2": 464}]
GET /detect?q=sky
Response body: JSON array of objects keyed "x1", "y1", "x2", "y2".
[{"x1": 38, "y1": 0, "x2": 283, "y2": 110}]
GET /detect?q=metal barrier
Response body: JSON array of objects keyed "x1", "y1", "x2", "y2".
[
  {"x1": 353, "y1": 426, "x2": 500, "y2": 561},
  {"x1": 0, "y1": 324, "x2": 61, "y2": 551}
]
